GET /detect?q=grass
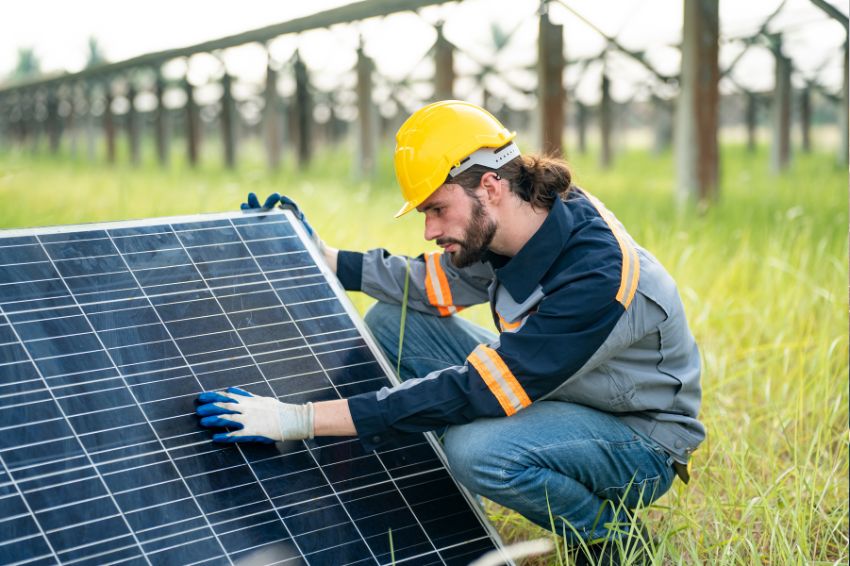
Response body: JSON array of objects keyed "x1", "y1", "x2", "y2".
[{"x1": 0, "y1": 137, "x2": 846, "y2": 565}]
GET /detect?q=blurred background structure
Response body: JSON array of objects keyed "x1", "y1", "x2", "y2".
[{"x1": 0, "y1": 0, "x2": 846, "y2": 206}]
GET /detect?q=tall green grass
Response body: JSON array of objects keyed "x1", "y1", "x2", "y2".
[{"x1": 0, "y1": 141, "x2": 846, "y2": 565}]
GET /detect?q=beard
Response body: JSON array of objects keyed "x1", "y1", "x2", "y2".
[{"x1": 437, "y1": 195, "x2": 497, "y2": 268}]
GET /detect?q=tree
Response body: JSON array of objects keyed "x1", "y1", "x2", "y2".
[
  {"x1": 85, "y1": 36, "x2": 108, "y2": 68},
  {"x1": 9, "y1": 47, "x2": 40, "y2": 81}
]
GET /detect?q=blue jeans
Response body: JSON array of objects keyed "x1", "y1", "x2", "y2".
[{"x1": 364, "y1": 302, "x2": 675, "y2": 543}]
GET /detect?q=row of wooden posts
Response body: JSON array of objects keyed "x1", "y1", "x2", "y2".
[
  {"x1": 0, "y1": 0, "x2": 846, "y2": 204},
  {"x1": 0, "y1": 23, "x2": 461, "y2": 178},
  {"x1": 0, "y1": 1, "x2": 685, "y2": 187}
]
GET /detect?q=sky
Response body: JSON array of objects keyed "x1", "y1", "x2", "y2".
[{"x1": 1, "y1": 0, "x2": 846, "y2": 108}]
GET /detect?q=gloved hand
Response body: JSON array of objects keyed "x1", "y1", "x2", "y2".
[
  {"x1": 240, "y1": 192, "x2": 316, "y2": 239},
  {"x1": 196, "y1": 386, "x2": 314, "y2": 443}
]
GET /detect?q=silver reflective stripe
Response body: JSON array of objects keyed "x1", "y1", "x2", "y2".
[
  {"x1": 426, "y1": 253, "x2": 457, "y2": 313},
  {"x1": 376, "y1": 366, "x2": 468, "y2": 401}
]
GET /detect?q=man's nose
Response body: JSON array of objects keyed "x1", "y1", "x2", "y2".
[{"x1": 424, "y1": 217, "x2": 441, "y2": 241}]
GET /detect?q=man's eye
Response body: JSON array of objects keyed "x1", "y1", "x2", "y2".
[{"x1": 432, "y1": 208, "x2": 443, "y2": 216}]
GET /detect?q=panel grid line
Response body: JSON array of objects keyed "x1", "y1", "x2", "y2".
[
  {"x1": 0, "y1": 454, "x2": 62, "y2": 565},
  {"x1": 0, "y1": 267, "x2": 323, "y2": 315},
  {"x1": 0, "y1": 292, "x2": 154, "y2": 566},
  {"x1": 228, "y1": 218, "x2": 448, "y2": 566},
  {"x1": 8, "y1": 313, "x2": 352, "y2": 358},
  {"x1": 103, "y1": 223, "x2": 302, "y2": 565},
  {"x1": 63, "y1": 542, "x2": 146, "y2": 566},
  {"x1": 284, "y1": 227, "x2": 458, "y2": 566},
  {"x1": 176, "y1": 219, "x2": 380, "y2": 566},
  {"x1": 45, "y1": 230, "x2": 237, "y2": 566}
]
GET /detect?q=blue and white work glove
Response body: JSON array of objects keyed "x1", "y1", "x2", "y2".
[
  {"x1": 196, "y1": 387, "x2": 314, "y2": 443},
  {"x1": 240, "y1": 192, "x2": 317, "y2": 240}
]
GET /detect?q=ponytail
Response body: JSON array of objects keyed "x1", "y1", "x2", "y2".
[
  {"x1": 504, "y1": 154, "x2": 573, "y2": 209},
  {"x1": 448, "y1": 153, "x2": 573, "y2": 210}
]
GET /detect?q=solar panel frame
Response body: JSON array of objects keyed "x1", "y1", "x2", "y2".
[{"x1": 0, "y1": 210, "x2": 511, "y2": 566}]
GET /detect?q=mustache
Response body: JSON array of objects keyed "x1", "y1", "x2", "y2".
[{"x1": 436, "y1": 238, "x2": 464, "y2": 247}]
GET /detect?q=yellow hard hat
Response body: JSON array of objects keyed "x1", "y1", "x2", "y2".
[{"x1": 393, "y1": 100, "x2": 517, "y2": 217}]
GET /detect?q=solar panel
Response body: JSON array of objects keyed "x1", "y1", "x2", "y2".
[{"x1": 0, "y1": 210, "x2": 509, "y2": 566}]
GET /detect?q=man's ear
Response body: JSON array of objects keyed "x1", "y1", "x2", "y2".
[{"x1": 480, "y1": 171, "x2": 504, "y2": 205}]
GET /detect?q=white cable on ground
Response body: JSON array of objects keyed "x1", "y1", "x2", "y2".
[{"x1": 467, "y1": 537, "x2": 555, "y2": 566}]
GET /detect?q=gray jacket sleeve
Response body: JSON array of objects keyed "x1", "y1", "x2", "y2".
[{"x1": 340, "y1": 249, "x2": 493, "y2": 316}]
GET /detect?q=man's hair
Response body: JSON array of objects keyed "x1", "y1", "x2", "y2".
[{"x1": 447, "y1": 153, "x2": 573, "y2": 210}]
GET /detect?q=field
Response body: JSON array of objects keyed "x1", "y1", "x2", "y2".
[{"x1": 0, "y1": 139, "x2": 846, "y2": 565}]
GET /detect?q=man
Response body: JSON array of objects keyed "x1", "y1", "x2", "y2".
[{"x1": 197, "y1": 100, "x2": 704, "y2": 563}]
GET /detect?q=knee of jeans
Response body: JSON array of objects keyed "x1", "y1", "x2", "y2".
[
  {"x1": 364, "y1": 302, "x2": 402, "y2": 335},
  {"x1": 443, "y1": 426, "x2": 505, "y2": 496}
]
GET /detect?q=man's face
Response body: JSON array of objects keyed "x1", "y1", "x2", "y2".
[{"x1": 417, "y1": 184, "x2": 497, "y2": 268}]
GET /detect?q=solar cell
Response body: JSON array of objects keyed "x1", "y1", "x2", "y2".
[{"x1": 0, "y1": 210, "x2": 509, "y2": 566}]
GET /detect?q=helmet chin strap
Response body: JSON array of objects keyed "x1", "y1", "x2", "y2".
[{"x1": 448, "y1": 142, "x2": 521, "y2": 178}]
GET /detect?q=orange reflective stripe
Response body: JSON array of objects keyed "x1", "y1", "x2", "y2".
[
  {"x1": 480, "y1": 346, "x2": 532, "y2": 409},
  {"x1": 585, "y1": 195, "x2": 640, "y2": 308},
  {"x1": 497, "y1": 312, "x2": 522, "y2": 332},
  {"x1": 424, "y1": 252, "x2": 459, "y2": 317},
  {"x1": 467, "y1": 345, "x2": 532, "y2": 416},
  {"x1": 468, "y1": 349, "x2": 515, "y2": 416},
  {"x1": 625, "y1": 244, "x2": 639, "y2": 307}
]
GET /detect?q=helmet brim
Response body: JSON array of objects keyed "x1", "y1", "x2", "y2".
[{"x1": 394, "y1": 199, "x2": 419, "y2": 218}]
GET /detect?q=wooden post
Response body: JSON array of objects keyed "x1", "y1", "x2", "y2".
[
  {"x1": 30, "y1": 89, "x2": 42, "y2": 154},
  {"x1": 4, "y1": 96, "x2": 15, "y2": 146},
  {"x1": 810, "y1": 1, "x2": 848, "y2": 164},
  {"x1": 127, "y1": 83, "x2": 141, "y2": 166},
  {"x1": 184, "y1": 77, "x2": 200, "y2": 167},
  {"x1": 285, "y1": 100, "x2": 296, "y2": 156},
  {"x1": 482, "y1": 89, "x2": 493, "y2": 114},
  {"x1": 45, "y1": 88, "x2": 61, "y2": 154},
  {"x1": 84, "y1": 83, "x2": 97, "y2": 161},
  {"x1": 293, "y1": 52, "x2": 312, "y2": 168},
  {"x1": 575, "y1": 101, "x2": 587, "y2": 154},
  {"x1": 538, "y1": 4, "x2": 565, "y2": 156},
  {"x1": 18, "y1": 95, "x2": 28, "y2": 149},
  {"x1": 0, "y1": 99, "x2": 6, "y2": 151},
  {"x1": 356, "y1": 42, "x2": 376, "y2": 177},
  {"x1": 328, "y1": 102, "x2": 345, "y2": 144},
  {"x1": 263, "y1": 53, "x2": 281, "y2": 170},
  {"x1": 652, "y1": 95, "x2": 673, "y2": 155},
  {"x1": 599, "y1": 73, "x2": 612, "y2": 169},
  {"x1": 1, "y1": 98, "x2": 11, "y2": 149},
  {"x1": 67, "y1": 84, "x2": 79, "y2": 159},
  {"x1": 103, "y1": 84, "x2": 116, "y2": 164},
  {"x1": 745, "y1": 92, "x2": 757, "y2": 153},
  {"x1": 770, "y1": 35, "x2": 791, "y2": 173},
  {"x1": 6, "y1": 97, "x2": 15, "y2": 146},
  {"x1": 433, "y1": 23, "x2": 454, "y2": 101},
  {"x1": 6, "y1": 98, "x2": 16, "y2": 150},
  {"x1": 220, "y1": 72, "x2": 237, "y2": 169},
  {"x1": 675, "y1": 0, "x2": 719, "y2": 204},
  {"x1": 842, "y1": 40, "x2": 849, "y2": 165},
  {"x1": 799, "y1": 87, "x2": 811, "y2": 153},
  {"x1": 11, "y1": 96, "x2": 22, "y2": 148},
  {"x1": 0, "y1": 98, "x2": 7, "y2": 151},
  {"x1": 20, "y1": 94, "x2": 31, "y2": 148},
  {"x1": 20, "y1": 93, "x2": 33, "y2": 150},
  {"x1": 155, "y1": 73, "x2": 169, "y2": 166}
]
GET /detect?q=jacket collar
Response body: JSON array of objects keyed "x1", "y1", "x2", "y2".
[{"x1": 488, "y1": 198, "x2": 573, "y2": 303}]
